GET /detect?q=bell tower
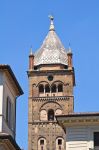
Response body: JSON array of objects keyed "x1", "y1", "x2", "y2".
[{"x1": 27, "y1": 17, "x2": 75, "y2": 150}]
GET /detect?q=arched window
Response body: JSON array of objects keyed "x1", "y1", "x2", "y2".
[
  {"x1": 56, "y1": 137, "x2": 64, "y2": 150},
  {"x1": 51, "y1": 84, "x2": 56, "y2": 93},
  {"x1": 58, "y1": 84, "x2": 63, "y2": 92},
  {"x1": 45, "y1": 84, "x2": 50, "y2": 93},
  {"x1": 38, "y1": 138, "x2": 46, "y2": 150},
  {"x1": 39, "y1": 84, "x2": 44, "y2": 93},
  {"x1": 40, "y1": 139, "x2": 44, "y2": 145},
  {"x1": 58, "y1": 139, "x2": 62, "y2": 145},
  {"x1": 48, "y1": 109, "x2": 54, "y2": 121}
]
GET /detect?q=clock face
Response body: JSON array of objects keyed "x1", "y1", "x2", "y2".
[{"x1": 48, "y1": 75, "x2": 53, "y2": 81}]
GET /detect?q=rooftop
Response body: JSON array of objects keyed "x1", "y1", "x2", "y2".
[
  {"x1": 34, "y1": 16, "x2": 68, "y2": 66},
  {"x1": 0, "y1": 64, "x2": 23, "y2": 96}
]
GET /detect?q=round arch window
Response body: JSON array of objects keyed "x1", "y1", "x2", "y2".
[
  {"x1": 39, "y1": 84, "x2": 44, "y2": 93},
  {"x1": 45, "y1": 84, "x2": 50, "y2": 93},
  {"x1": 48, "y1": 109, "x2": 54, "y2": 121},
  {"x1": 51, "y1": 84, "x2": 56, "y2": 93},
  {"x1": 58, "y1": 84, "x2": 63, "y2": 92}
]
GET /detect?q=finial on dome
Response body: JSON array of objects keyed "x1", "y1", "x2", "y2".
[
  {"x1": 29, "y1": 46, "x2": 33, "y2": 56},
  {"x1": 68, "y1": 43, "x2": 72, "y2": 53},
  {"x1": 29, "y1": 46, "x2": 34, "y2": 70},
  {"x1": 49, "y1": 15, "x2": 55, "y2": 31},
  {"x1": 67, "y1": 43, "x2": 73, "y2": 69}
]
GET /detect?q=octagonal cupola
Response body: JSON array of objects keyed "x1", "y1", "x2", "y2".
[{"x1": 34, "y1": 16, "x2": 68, "y2": 67}]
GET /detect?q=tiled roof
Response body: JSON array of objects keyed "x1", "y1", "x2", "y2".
[{"x1": 34, "y1": 17, "x2": 68, "y2": 66}]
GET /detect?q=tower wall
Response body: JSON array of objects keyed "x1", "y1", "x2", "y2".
[
  {"x1": 28, "y1": 17, "x2": 75, "y2": 150},
  {"x1": 28, "y1": 66, "x2": 75, "y2": 150}
]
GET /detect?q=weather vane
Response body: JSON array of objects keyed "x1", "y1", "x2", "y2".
[
  {"x1": 48, "y1": 15, "x2": 55, "y2": 31},
  {"x1": 48, "y1": 15, "x2": 54, "y2": 21}
]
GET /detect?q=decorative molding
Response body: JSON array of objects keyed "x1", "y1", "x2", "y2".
[
  {"x1": 30, "y1": 96, "x2": 73, "y2": 101},
  {"x1": 59, "y1": 117, "x2": 99, "y2": 126},
  {"x1": 28, "y1": 120, "x2": 57, "y2": 125},
  {"x1": 27, "y1": 69, "x2": 74, "y2": 76}
]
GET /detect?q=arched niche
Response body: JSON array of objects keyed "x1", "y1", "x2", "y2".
[
  {"x1": 55, "y1": 109, "x2": 62, "y2": 116},
  {"x1": 40, "y1": 110, "x2": 47, "y2": 121}
]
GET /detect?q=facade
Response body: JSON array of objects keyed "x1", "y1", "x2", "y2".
[
  {"x1": 56, "y1": 113, "x2": 99, "y2": 150},
  {"x1": 0, "y1": 65, "x2": 23, "y2": 150},
  {"x1": 27, "y1": 17, "x2": 75, "y2": 150}
]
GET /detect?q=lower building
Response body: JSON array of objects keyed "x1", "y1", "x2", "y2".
[
  {"x1": 56, "y1": 113, "x2": 99, "y2": 150},
  {"x1": 0, "y1": 65, "x2": 23, "y2": 150}
]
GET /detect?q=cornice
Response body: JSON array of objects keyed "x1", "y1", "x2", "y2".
[
  {"x1": 27, "y1": 68, "x2": 74, "y2": 77},
  {"x1": 56, "y1": 115, "x2": 99, "y2": 127},
  {"x1": 29, "y1": 96, "x2": 73, "y2": 101},
  {"x1": 28, "y1": 120, "x2": 57, "y2": 125}
]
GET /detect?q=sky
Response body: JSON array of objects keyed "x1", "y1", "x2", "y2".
[{"x1": 0, "y1": 0, "x2": 99, "y2": 149}]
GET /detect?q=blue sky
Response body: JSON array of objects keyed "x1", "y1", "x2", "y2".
[{"x1": 0, "y1": 0, "x2": 99, "y2": 149}]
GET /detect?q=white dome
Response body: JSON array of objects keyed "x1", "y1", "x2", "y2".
[{"x1": 34, "y1": 18, "x2": 68, "y2": 66}]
